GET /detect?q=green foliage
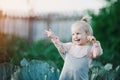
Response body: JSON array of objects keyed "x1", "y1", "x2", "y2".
[
  {"x1": 0, "y1": 35, "x2": 63, "y2": 70},
  {"x1": 0, "y1": 63, "x2": 17, "y2": 80},
  {"x1": 0, "y1": 34, "x2": 26, "y2": 63},
  {"x1": 0, "y1": 34, "x2": 27, "y2": 63},
  {"x1": 25, "y1": 39, "x2": 64, "y2": 70},
  {"x1": 89, "y1": 0, "x2": 120, "y2": 67}
]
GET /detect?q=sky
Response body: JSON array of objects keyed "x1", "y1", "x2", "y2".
[
  {"x1": 0, "y1": 0, "x2": 107, "y2": 16},
  {"x1": 33, "y1": 0, "x2": 107, "y2": 13}
]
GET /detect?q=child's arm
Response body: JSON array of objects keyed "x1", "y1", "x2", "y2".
[
  {"x1": 87, "y1": 36, "x2": 103, "y2": 58},
  {"x1": 91, "y1": 41, "x2": 103, "y2": 58},
  {"x1": 45, "y1": 30, "x2": 71, "y2": 54}
]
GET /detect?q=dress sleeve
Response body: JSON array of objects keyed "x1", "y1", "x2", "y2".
[
  {"x1": 90, "y1": 41, "x2": 103, "y2": 58},
  {"x1": 51, "y1": 37, "x2": 72, "y2": 60}
]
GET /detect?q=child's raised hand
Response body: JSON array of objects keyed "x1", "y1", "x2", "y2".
[
  {"x1": 87, "y1": 36, "x2": 96, "y2": 44},
  {"x1": 45, "y1": 29, "x2": 52, "y2": 38},
  {"x1": 45, "y1": 29, "x2": 55, "y2": 39}
]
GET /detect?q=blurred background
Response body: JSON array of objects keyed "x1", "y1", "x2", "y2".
[{"x1": 0, "y1": 0, "x2": 120, "y2": 80}]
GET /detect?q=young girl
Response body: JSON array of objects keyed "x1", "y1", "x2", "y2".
[{"x1": 45, "y1": 16, "x2": 103, "y2": 80}]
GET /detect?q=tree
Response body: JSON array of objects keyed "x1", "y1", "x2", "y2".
[{"x1": 90, "y1": 0, "x2": 120, "y2": 68}]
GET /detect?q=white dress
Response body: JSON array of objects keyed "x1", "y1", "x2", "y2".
[{"x1": 58, "y1": 43, "x2": 92, "y2": 80}]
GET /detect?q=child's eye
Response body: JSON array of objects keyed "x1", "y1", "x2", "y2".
[
  {"x1": 76, "y1": 33, "x2": 80, "y2": 35},
  {"x1": 72, "y1": 33, "x2": 74, "y2": 35}
]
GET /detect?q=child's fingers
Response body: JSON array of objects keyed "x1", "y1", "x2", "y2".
[
  {"x1": 91, "y1": 37, "x2": 96, "y2": 43},
  {"x1": 44, "y1": 29, "x2": 53, "y2": 38},
  {"x1": 91, "y1": 37, "x2": 95, "y2": 41},
  {"x1": 44, "y1": 30, "x2": 51, "y2": 36},
  {"x1": 45, "y1": 29, "x2": 53, "y2": 33},
  {"x1": 87, "y1": 36, "x2": 96, "y2": 43},
  {"x1": 45, "y1": 30, "x2": 51, "y2": 34},
  {"x1": 44, "y1": 29, "x2": 55, "y2": 39}
]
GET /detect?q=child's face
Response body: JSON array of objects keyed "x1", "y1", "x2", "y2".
[{"x1": 72, "y1": 27, "x2": 88, "y2": 46}]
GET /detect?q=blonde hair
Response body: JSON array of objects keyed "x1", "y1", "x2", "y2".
[{"x1": 71, "y1": 16, "x2": 93, "y2": 36}]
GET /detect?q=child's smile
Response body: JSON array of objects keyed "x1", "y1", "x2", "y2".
[{"x1": 74, "y1": 39, "x2": 80, "y2": 41}]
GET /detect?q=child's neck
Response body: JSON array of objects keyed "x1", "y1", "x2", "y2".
[{"x1": 75, "y1": 43, "x2": 89, "y2": 46}]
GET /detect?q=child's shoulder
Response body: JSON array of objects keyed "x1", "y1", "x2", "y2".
[
  {"x1": 65, "y1": 42, "x2": 73, "y2": 46},
  {"x1": 66, "y1": 42, "x2": 72, "y2": 44},
  {"x1": 63, "y1": 42, "x2": 73, "y2": 49}
]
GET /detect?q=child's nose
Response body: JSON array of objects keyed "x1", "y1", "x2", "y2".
[{"x1": 74, "y1": 34, "x2": 78, "y2": 38}]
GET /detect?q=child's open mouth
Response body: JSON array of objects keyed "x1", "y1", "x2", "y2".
[{"x1": 74, "y1": 39, "x2": 80, "y2": 41}]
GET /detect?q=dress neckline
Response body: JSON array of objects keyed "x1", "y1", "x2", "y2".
[
  {"x1": 68, "y1": 44, "x2": 91, "y2": 58},
  {"x1": 74, "y1": 44, "x2": 90, "y2": 48}
]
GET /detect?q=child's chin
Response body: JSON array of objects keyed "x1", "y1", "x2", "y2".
[
  {"x1": 75, "y1": 43, "x2": 81, "y2": 45},
  {"x1": 73, "y1": 41, "x2": 81, "y2": 45}
]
